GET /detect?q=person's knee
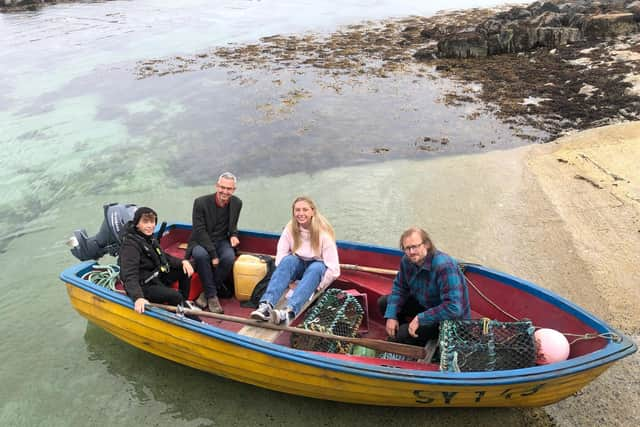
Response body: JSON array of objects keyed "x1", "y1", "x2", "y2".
[
  {"x1": 305, "y1": 261, "x2": 326, "y2": 276},
  {"x1": 168, "y1": 292, "x2": 184, "y2": 306},
  {"x1": 279, "y1": 254, "x2": 298, "y2": 267},
  {"x1": 191, "y1": 245, "x2": 210, "y2": 262},
  {"x1": 396, "y1": 327, "x2": 416, "y2": 345},
  {"x1": 218, "y1": 248, "x2": 235, "y2": 266}
]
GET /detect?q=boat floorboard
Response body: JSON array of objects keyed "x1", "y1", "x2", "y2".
[{"x1": 238, "y1": 287, "x2": 323, "y2": 342}]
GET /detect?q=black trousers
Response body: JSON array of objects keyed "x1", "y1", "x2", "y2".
[
  {"x1": 378, "y1": 294, "x2": 439, "y2": 347},
  {"x1": 143, "y1": 267, "x2": 191, "y2": 305}
]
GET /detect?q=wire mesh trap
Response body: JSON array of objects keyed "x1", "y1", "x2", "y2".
[
  {"x1": 439, "y1": 318, "x2": 537, "y2": 372},
  {"x1": 291, "y1": 288, "x2": 364, "y2": 354}
]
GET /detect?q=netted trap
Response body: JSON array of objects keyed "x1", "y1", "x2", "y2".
[
  {"x1": 291, "y1": 288, "x2": 364, "y2": 354},
  {"x1": 439, "y1": 318, "x2": 537, "y2": 372}
]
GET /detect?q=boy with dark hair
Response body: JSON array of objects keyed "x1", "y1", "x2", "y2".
[{"x1": 119, "y1": 207, "x2": 196, "y2": 315}]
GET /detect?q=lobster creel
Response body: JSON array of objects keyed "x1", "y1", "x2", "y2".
[
  {"x1": 439, "y1": 318, "x2": 537, "y2": 372},
  {"x1": 291, "y1": 289, "x2": 364, "y2": 354}
]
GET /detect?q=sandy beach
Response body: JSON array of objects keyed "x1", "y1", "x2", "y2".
[
  {"x1": 480, "y1": 122, "x2": 640, "y2": 425},
  {"x1": 530, "y1": 123, "x2": 640, "y2": 425}
]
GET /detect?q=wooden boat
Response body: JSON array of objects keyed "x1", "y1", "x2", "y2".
[{"x1": 60, "y1": 223, "x2": 637, "y2": 407}]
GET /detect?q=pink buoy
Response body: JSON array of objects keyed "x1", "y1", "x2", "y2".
[{"x1": 535, "y1": 328, "x2": 570, "y2": 364}]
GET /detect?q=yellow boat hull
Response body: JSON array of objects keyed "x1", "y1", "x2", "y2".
[{"x1": 66, "y1": 284, "x2": 613, "y2": 408}]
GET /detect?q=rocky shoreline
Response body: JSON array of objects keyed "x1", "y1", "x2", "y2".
[
  {"x1": 421, "y1": 0, "x2": 640, "y2": 138},
  {"x1": 1, "y1": 0, "x2": 76, "y2": 10},
  {"x1": 136, "y1": 0, "x2": 640, "y2": 140}
]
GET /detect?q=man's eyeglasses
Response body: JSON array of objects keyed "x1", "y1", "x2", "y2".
[
  {"x1": 217, "y1": 185, "x2": 235, "y2": 191},
  {"x1": 403, "y1": 242, "x2": 424, "y2": 253}
]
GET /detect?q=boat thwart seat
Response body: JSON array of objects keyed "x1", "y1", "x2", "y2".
[{"x1": 238, "y1": 283, "x2": 324, "y2": 342}]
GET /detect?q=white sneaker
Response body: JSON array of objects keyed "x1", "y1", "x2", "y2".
[
  {"x1": 183, "y1": 300, "x2": 198, "y2": 311},
  {"x1": 271, "y1": 308, "x2": 295, "y2": 326},
  {"x1": 250, "y1": 302, "x2": 272, "y2": 321}
]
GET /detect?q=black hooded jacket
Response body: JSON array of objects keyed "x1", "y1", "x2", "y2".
[{"x1": 118, "y1": 222, "x2": 183, "y2": 301}]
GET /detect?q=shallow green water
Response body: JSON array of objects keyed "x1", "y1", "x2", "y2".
[{"x1": 0, "y1": 1, "x2": 544, "y2": 426}]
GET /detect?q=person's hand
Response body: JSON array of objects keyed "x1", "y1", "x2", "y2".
[
  {"x1": 134, "y1": 298, "x2": 150, "y2": 314},
  {"x1": 385, "y1": 318, "x2": 399, "y2": 338},
  {"x1": 230, "y1": 236, "x2": 240, "y2": 247},
  {"x1": 182, "y1": 260, "x2": 194, "y2": 276},
  {"x1": 211, "y1": 257, "x2": 220, "y2": 267},
  {"x1": 408, "y1": 316, "x2": 420, "y2": 338}
]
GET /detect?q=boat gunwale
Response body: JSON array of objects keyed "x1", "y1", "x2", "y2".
[{"x1": 60, "y1": 225, "x2": 637, "y2": 387}]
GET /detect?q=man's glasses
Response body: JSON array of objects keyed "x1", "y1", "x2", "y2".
[
  {"x1": 217, "y1": 185, "x2": 235, "y2": 191},
  {"x1": 403, "y1": 242, "x2": 424, "y2": 253}
]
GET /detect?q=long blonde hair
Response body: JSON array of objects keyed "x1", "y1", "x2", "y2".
[{"x1": 287, "y1": 196, "x2": 335, "y2": 255}]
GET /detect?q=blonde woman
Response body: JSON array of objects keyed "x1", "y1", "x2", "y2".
[{"x1": 251, "y1": 196, "x2": 340, "y2": 325}]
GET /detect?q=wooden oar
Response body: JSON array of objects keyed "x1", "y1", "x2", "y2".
[
  {"x1": 148, "y1": 303, "x2": 426, "y2": 359},
  {"x1": 237, "y1": 251, "x2": 398, "y2": 276},
  {"x1": 339, "y1": 263, "x2": 397, "y2": 276}
]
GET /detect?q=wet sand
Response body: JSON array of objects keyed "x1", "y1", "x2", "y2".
[
  {"x1": 527, "y1": 123, "x2": 640, "y2": 426},
  {"x1": 473, "y1": 122, "x2": 640, "y2": 426}
]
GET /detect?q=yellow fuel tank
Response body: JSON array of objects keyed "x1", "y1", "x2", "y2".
[{"x1": 233, "y1": 254, "x2": 268, "y2": 301}]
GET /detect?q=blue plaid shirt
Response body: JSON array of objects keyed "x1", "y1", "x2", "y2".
[{"x1": 384, "y1": 250, "x2": 470, "y2": 326}]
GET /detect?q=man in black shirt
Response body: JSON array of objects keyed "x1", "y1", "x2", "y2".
[{"x1": 185, "y1": 172, "x2": 242, "y2": 313}]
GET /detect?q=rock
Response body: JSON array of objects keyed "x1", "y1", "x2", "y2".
[
  {"x1": 479, "y1": 18, "x2": 504, "y2": 35},
  {"x1": 604, "y1": 1, "x2": 629, "y2": 12},
  {"x1": 486, "y1": 28, "x2": 517, "y2": 55},
  {"x1": 413, "y1": 48, "x2": 437, "y2": 61},
  {"x1": 627, "y1": 1, "x2": 640, "y2": 21},
  {"x1": 567, "y1": 12, "x2": 588, "y2": 28},
  {"x1": 529, "y1": 1, "x2": 562, "y2": 15},
  {"x1": 1, "y1": 0, "x2": 47, "y2": 8},
  {"x1": 486, "y1": 23, "x2": 533, "y2": 54},
  {"x1": 420, "y1": 27, "x2": 437, "y2": 39},
  {"x1": 536, "y1": 26, "x2": 581, "y2": 48},
  {"x1": 495, "y1": 7, "x2": 532, "y2": 21},
  {"x1": 530, "y1": 11, "x2": 566, "y2": 27},
  {"x1": 437, "y1": 31, "x2": 488, "y2": 58},
  {"x1": 583, "y1": 13, "x2": 638, "y2": 39},
  {"x1": 433, "y1": 1, "x2": 640, "y2": 59},
  {"x1": 558, "y1": 2, "x2": 588, "y2": 15}
]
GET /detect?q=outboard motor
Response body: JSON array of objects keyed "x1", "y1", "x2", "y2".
[{"x1": 68, "y1": 203, "x2": 138, "y2": 261}]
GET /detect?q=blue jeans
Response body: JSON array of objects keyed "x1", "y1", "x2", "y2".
[
  {"x1": 261, "y1": 254, "x2": 327, "y2": 315},
  {"x1": 191, "y1": 242, "x2": 235, "y2": 298}
]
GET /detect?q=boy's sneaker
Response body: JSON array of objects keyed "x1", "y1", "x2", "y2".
[
  {"x1": 183, "y1": 300, "x2": 198, "y2": 311},
  {"x1": 250, "y1": 302, "x2": 272, "y2": 321},
  {"x1": 270, "y1": 308, "x2": 295, "y2": 326}
]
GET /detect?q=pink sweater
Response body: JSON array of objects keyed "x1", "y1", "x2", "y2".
[{"x1": 275, "y1": 226, "x2": 340, "y2": 290}]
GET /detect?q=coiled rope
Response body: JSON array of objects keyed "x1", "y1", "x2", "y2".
[{"x1": 81, "y1": 264, "x2": 121, "y2": 291}]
